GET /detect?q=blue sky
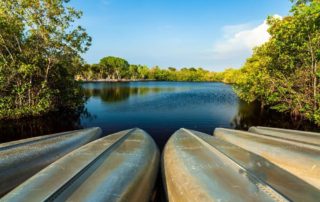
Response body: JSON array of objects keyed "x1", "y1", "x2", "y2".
[{"x1": 70, "y1": 0, "x2": 292, "y2": 71}]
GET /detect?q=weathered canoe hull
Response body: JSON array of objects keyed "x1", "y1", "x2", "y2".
[
  {"x1": 191, "y1": 129, "x2": 320, "y2": 202},
  {"x1": 162, "y1": 128, "x2": 288, "y2": 202},
  {"x1": 2, "y1": 128, "x2": 159, "y2": 202},
  {"x1": 249, "y1": 126, "x2": 320, "y2": 146},
  {"x1": 0, "y1": 127, "x2": 101, "y2": 196},
  {"x1": 214, "y1": 128, "x2": 320, "y2": 189}
]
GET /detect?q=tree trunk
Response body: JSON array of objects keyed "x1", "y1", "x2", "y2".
[
  {"x1": 45, "y1": 58, "x2": 51, "y2": 83},
  {"x1": 313, "y1": 62, "x2": 318, "y2": 109},
  {"x1": 308, "y1": 35, "x2": 317, "y2": 110},
  {"x1": 28, "y1": 76, "x2": 32, "y2": 106}
]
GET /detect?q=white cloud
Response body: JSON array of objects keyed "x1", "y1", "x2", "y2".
[
  {"x1": 211, "y1": 19, "x2": 274, "y2": 67},
  {"x1": 221, "y1": 23, "x2": 254, "y2": 37}
]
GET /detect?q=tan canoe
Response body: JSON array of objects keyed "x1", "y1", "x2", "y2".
[
  {"x1": 163, "y1": 128, "x2": 289, "y2": 202},
  {"x1": 0, "y1": 127, "x2": 101, "y2": 196},
  {"x1": 249, "y1": 126, "x2": 320, "y2": 146},
  {"x1": 2, "y1": 128, "x2": 159, "y2": 202},
  {"x1": 215, "y1": 128, "x2": 320, "y2": 189},
  {"x1": 191, "y1": 129, "x2": 320, "y2": 202}
]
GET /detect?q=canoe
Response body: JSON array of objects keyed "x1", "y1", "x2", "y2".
[
  {"x1": 2, "y1": 128, "x2": 159, "y2": 202},
  {"x1": 0, "y1": 127, "x2": 101, "y2": 196},
  {"x1": 162, "y1": 128, "x2": 289, "y2": 202},
  {"x1": 214, "y1": 128, "x2": 320, "y2": 189},
  {"x1": 191, "y1": 129, "x2": 320, "y2": 202},
  {"x1": 249, "y1": 126, "x2": 320, "y2": 146}
]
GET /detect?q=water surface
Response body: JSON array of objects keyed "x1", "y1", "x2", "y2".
[
  {"x1": 82, "y1": 82, "x2": 239, "y2": 148},
  {"x1": 1, "y1": 82, "x2": 319, "y2": 149}
]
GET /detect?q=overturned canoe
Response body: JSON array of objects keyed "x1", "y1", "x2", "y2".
[
  {"x1": 2, "y1": 128, "x2": 159, "y2": 202},
  {"x1": 215, "y1": 128, "x2": 320, "y2": 189},
  {"x1": 163, "y1": 128, "x2": 289, "y2": 202},
  {"x1": 191, "y1": 129, "x2": 320, "y2": 202},
  {"x1": 249, "y1": 126, "x2": 320, "y2": 146},
  {"x1": 0, "y1": 127, "x2": 101, "y2": 196}
]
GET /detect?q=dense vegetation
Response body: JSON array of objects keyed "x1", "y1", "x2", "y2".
[
  {"x1": 77, "y1": 56, "x2": 239, "y2": 83},
  {"x1": 0, "y1": 0, "x2": 91, "y2": 119},
  {"x1": 234, "y1": 0, "x2": 320, "y2": 125},
  {"x1": 0, "y1": 0, "x2": 319, "y2": 127}
]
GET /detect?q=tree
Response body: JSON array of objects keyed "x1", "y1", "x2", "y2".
[
  {"x1": 99, "y1": 56, "x2": 129, "y2": 80},
  {"x1": 234, "y1": 45, "x2": 273, "y2": 107},
  {"x1": 268, "y1": 1, "x2": 319, "y2": 121},
  {"x1": 76, "y1": 56, "x2": 239, "y2": 82},
  {"x1": 129, "y1": 65, "x2": 139, "y2": 79},
  {"x1": 291, "y1": 0, "x2": 313, "y2": 5},
  {"x1": 168, "y1": 67, "x2": 176, "y2": 72},
  {"x1": 137, "y1": 65, "x2": 149, "y2": 79},
  {"x1": 0, "y1": 0, "x2": 91, "y2": 119},
  {"x1": 234, "y1": 0, "x2": 320, "y2": 125},
  {"x1": 221, "y1": 68, "x2": 240, "y2": 84},
  {"x1": 90, "y1": 64, "x2": 102, "y2": 79}
]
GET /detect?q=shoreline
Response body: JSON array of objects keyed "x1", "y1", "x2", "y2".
[
  {"x1": 78, "y1": 79, "x2": 226, "y2": 83},
  {"x1": 79, "y1": 79, "x2": 156, "y2": 83}
]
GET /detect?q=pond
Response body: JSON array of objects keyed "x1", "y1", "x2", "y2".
[{"x1": 0, "y1": 81, "x2": 319, "y2": 149}]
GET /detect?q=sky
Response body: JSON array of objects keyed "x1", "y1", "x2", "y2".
[{"x1": 70, "y1": 0, "x2": 293, "y2": 71}]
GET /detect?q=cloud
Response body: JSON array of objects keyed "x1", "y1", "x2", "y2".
[
  {"x1": 101, "y1": 0, "x2": 111, "y2": 6},
  {"x1": 211, "y1": 19, "x2": 273, "y2": 67},
  {"x1": 221, "y1": 23, "x2": 254, "y2": 37}
]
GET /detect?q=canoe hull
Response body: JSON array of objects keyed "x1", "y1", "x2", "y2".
[
  {"x1": 249, "y1": 126, "x2": 320, "y2": 146},
  {"x1": 214, "y1": 128, "x2": 320, "y2": 189},
  {"x1": 3, "y1": 128, "x2": 159, "y2": 202},
  {"x1": 0, "y1": 127, "x2": 101, "y2": 196},
  {"x1": 194, "y1": 129, "x2": 320, "y2": 201},
  {"x1": 162, "y1": 128, "x2": 288, "y2": 202}
]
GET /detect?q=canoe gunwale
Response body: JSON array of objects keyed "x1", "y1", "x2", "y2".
[
  {"x1": 162, "y1": 128, "x2": 290, "y2": 202},
  {"x1": 255, "y1": 126, "x2": 320, "y2": 136},
  {"x1": 45, "y1": 128, "x2": 135, "y2": 201},
  {"x1": 0, "y1": 127, "x2": 101, "y2": 151},
  {"x1": 3, "y1": 128, "x2": 160, "y2": 202},
  {"x1": 249, "y1": 126, "x2": 320, "y2": 147},
  {"x1": 0, "y1": 127, "x2": 102, "y2": 197},
  {"x1": 214, "y1": 128, "x2": 320, "y2": 190}
]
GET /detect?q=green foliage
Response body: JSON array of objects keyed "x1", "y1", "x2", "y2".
[
  {"x1": 77, "y1": 59, "x2": 237, "y2": 82},
  {"x1": 291, "y1": 0, "x2": 313, "y2": 5},
  {"x1": 0, "y1": 0, "x2": 91, "y2": 119},
  {"x1": 234, "y1": 0, "x2": 320, "y2": 125},
  {"x1": 99, "y1": 56, "x2": 129, "y2": 79}
]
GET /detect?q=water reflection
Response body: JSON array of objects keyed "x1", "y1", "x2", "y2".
[
  {"x1": 0, "y1": 82, "x2": 319, "y2": 148},
  {"x1": 0, "y1": 107, "x2": 92, "y2": 143},
  {"x1": 232, "y1": 100, "x2": 320, "y2": 132},
  {"x1": 84, "y1": 84, "x2": 176, "y2": 103}
]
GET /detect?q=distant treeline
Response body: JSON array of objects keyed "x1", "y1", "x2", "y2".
[
  {"x1": 1, "y1": 0, "x2": 319, "y2": 126},
  {"x1": 78, "y1": 0, "x2": 320, "y2": 126},
  {"x1": 77, "y1": 56, "x2": 239, "y2": 83}
]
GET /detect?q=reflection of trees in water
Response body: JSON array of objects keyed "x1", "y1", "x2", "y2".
[
  {"x1": 232, "y1": 100, "x2": 320, "y2": 132},
  {"x1": 0, "y1": 106, "x2": 94, "y2": 143},
  {"x1": 84, "y1": 86, "x2": 175, "y2": 103}
]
